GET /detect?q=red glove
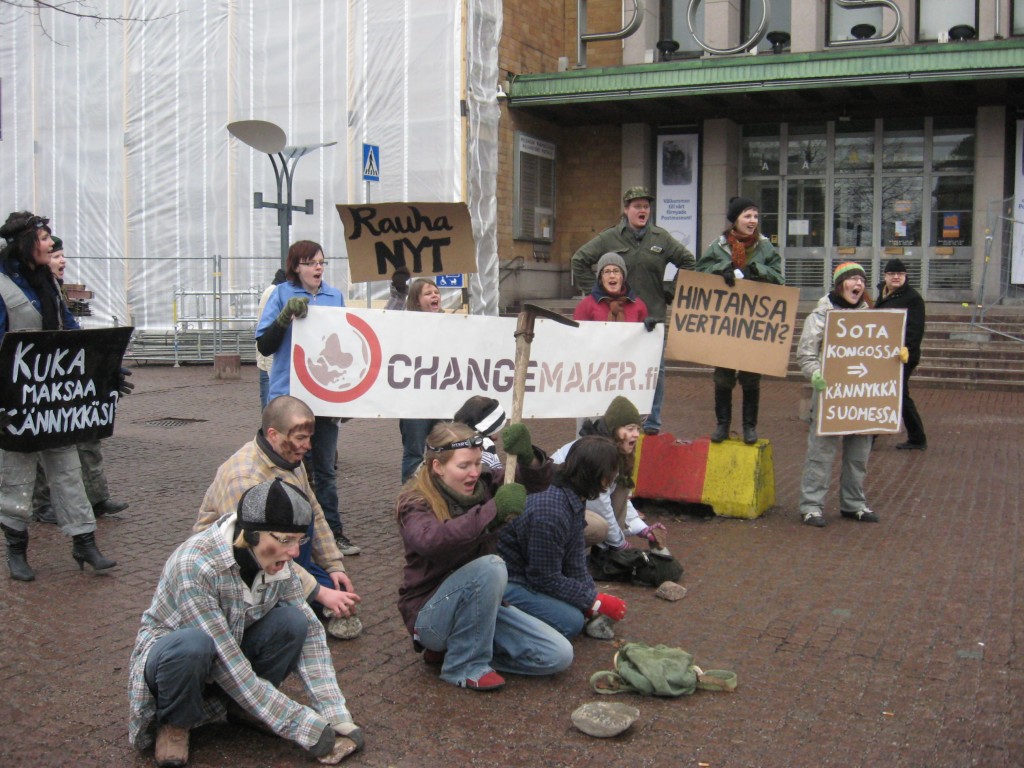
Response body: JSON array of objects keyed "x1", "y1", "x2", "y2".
[{"x1": 589, "y1": 593, "x2": 627, "y2": 622}]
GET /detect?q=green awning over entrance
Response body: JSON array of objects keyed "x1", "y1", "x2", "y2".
[{"x1": 508, "y1": 39, "x2": 1024, "y2": 125}]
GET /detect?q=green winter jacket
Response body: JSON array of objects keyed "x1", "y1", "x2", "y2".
[{"x1": 696, "y1": 233, "x2": 784, "y2": 286}]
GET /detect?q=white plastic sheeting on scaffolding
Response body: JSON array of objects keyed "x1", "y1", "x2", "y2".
[{"x1": 0, "y1": 0, "x2": 502, "y2": 329}]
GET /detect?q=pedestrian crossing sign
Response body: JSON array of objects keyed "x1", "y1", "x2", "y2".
[{"x1": 362, "y1": 143, "x2": 380, "y2": 181}]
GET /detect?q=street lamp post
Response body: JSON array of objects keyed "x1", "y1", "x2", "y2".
[{"x1": 227, "y1": 120, "x2": 337, "y2": 270}]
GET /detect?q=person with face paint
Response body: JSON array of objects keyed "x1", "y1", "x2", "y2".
[
  {"x1": 396, "y1": 278, "x2": 444, "y2": 483},
  {"x1": 0, "y1": 211, "x2": 117, "y2": 581},
  {"x1": 256, "y1": 240, "x2": 361, "y2": 557},
  {"x1": 571, "y1": 187, "x2": 696, "y2": 435},
  {"x1": 796, "y1": 262, "x2": 879, "y2": 528},
  {"x1": 128, "y1": 478, "x2": 364, "y2": 767},
  {"x1": 396, "y1": 421, "x2": 572, "y2": 692},
  {"x1": 697, "y1": 197, "x2": 784, "y2": 445},
  {"x1": 194, "y1": 395, "x2": 362, "y2": 640},
  {"x1": 498, "y1": 435, "x2": 629, "y2": 641}
]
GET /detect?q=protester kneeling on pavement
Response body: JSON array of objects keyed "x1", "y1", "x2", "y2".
[
  {"x1": 395, "y1": 421, "x2": 572, "y2": 692},
  {"x1": 194, "y1": 395, "x2": 362, "y2": 641},
  {"x1": 499, "y1": 435, "x2": 629, "y2": 641},
  {"x1": 128, "y1": 478, "x2": 363, "y2": 767}
]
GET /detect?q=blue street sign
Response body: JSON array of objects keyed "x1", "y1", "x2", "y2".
[
  {"x1": 435, "y1": 273, "x2": 464, "y2": 288},
  {"x1": 362, "y1": 143, "x2": 380, "y2": 181}
]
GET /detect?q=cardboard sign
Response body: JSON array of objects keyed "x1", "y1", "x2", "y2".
[
  {"x1": 0, "y1": 327, "x2": 134, "y2": 452},
  {"x1": 816, "y1": 309, "x2": 906, "y2": 436},
  {"x1": 289, "y1": 307, "x2": 662, "y2": 419},
  {"x1": 337, "y1": 201, "x2": 477, "y2": 283},
  {"x1": 666, "y1": 270, "x2": 800, "y2": 377}
]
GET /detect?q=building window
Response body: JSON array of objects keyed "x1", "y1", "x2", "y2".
[
  {"x1": 1015, "y1": 0, "x2": 1024, "y2": 35},
  {"x1": 512, "y1": 132, "x2": 555, "y2": 243},
  {"x1": 917, "y1": 0, "x2": 977, "y2": 41},
  {"x1": 666, "y1": 0, "x2": 706, "y2": 56},
  {"x1": 834, "y1": 119, "x2": 875, "y2": 248},
  {"x1": 828, "y1": 1, "x2": 883, "y2": 44},
  {"x1": 931, "y1": 118, "x2": 974, "y2": 247},
  {"x1": 743, "y1": 0, "x2": 792, "y2": 53}
]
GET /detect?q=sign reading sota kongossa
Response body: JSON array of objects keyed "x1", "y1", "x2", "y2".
[
  {"x1": 817, "y1": 309, "x2": 906, "y2": 436},
  {"x1": 0, "y1": 327, "x2": 134, "y2": 452}
]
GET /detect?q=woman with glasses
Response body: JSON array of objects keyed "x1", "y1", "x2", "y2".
[
  {"x1": 256, "y1": 240, "x2": 361, "y2": 557},
  {"x1": 0, "y1": 210, "x2": 117, "y2": 581},
  {"x1": 571, "y1": 251, "x2": 649, "y2": 323},
  {"x1": 395, "y1": 421, "x2": 572, "y2": 692}
]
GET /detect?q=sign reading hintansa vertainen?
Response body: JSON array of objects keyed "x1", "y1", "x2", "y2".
[
  {"x1": 817, "y1": 309, "x2": 906, "y2": 436},
  {"x1": 665, "y1": 270, "x2": 800, "y2": 377},
  {"x1": 0, "y1": 327, "x2": 134, "y2": 452},
  {"x1": 337, "y1": 202, "x2": 476, "y2": 283}
]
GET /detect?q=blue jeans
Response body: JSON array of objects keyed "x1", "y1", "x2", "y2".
[
  {"x1": 399, "y1": 418, "x2": 438, "y2": 483},
  {"x1": 414, "y1": 555, "x2": 573, "y2": 686},
  {"x1": 308, "y1": 416, "x2": 342, "y2": 537},
  {"x1": 143, "y1": 604, "x2": 307, "y2": 728},
  {"x1": 503, "y1": 581, "x2": 586, "y2": 639},
  {"x1": 259, "y1": 369, "x2": 271, "y2": 410},
  {"x1": 296, "y1": 520, "x2": 335, "y2": 595},
  {"x1": 644, "y1": 348, "x2": 666, "y2": 433}
]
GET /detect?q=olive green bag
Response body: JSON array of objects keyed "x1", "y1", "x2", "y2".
[{"x1": 590, "y1": 642, "x2": 737, "y2": 697}]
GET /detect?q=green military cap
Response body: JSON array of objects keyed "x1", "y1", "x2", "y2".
[{"x1": 623, "y1": 186, "x2": 654, "y2": 204}]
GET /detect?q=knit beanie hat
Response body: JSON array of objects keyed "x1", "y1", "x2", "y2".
[
  {"x1": 726, "y1": 197, "x2": 758, "y2": 224},
  {"x1": 833, "y1": 261, "x2": 867, "y2": 288},
  {"x1": 884, "y1": 258, "x2": 907, "y2": 273},
  {"x1": 603, "y1": 396, "x2": 642, "y2": 434},
  {"x1": 50, "y1": 236, "x2": 63, "y2": 253},
  {"x1": 237, "y1": 478, "x2": 312, "y2": 534},
  {"x1": 454, "y1": 396, "x2": 506, "y2": 437},
  {"x1": 596, "y1": 252, "x2": 627, "y2": 280}
]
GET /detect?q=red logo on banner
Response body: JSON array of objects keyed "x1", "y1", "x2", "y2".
[{"x1": 293, "y1": 313, "x2": 382, "y2": 402}]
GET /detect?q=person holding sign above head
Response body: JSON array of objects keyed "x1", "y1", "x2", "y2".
[
  {"x1": 571, "y1": 187, "x2": 696, "y2": 435},
  {"x1": 696, "y1": 197, "x2": 784, "y2": 445},
  {"x1": 395, "y1": 421, "x2": 572, "y2": 692},
  {"x1": 874, "y1": 259, "x2": 927, "y2": 451},
  {"x1": 256, "y1": 240, "x2": 361, "y2": 557},
  {"x1": 796, "y1": 262, "x2": 879, "y2": 528},
  {"x1": 397, "y1": 278, "x2": 444, "y2": 483},
  {"x1": 0, "y1": 211, "x2": 118, "y2": 580}
]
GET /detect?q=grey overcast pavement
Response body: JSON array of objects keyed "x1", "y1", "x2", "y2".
[{"x1": 1, "y1": 364, "x2": 1021, "y2": 768}]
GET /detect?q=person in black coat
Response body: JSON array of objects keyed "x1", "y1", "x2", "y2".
[{"x1": 875, "y1": 259, "x2": 927, "y2": 450}]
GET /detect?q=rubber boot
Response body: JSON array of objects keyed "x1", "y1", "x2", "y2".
[
  {"x1": 71, "y1": 532, "x2": 117, "y2": 573},
  {"x1": 710, "y1": 388, "x2": 731, "y2": 443},
  {"x1": 742, "y1": 388, "x2": 760, "y2": 444},
  {"x1": 2, "y1": 523, "x2": 35, "y2": 581}
]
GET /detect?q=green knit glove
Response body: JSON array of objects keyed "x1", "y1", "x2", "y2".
[
  {"x1": 276, "y1": 297, "x2": 309, "y2": 327},
  {"x1": 501, "y1": 423, "x2": 534, "y2": 464},
  {"x1": 493, "y1": 482, "x2": 526, "y2": 526},
  {"x1": 811, "y1": 370, "x2": 827, "y2": 392}
]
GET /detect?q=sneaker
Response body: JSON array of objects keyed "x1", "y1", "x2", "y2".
[
  {"x1": 801, "y1": 511, "x2": 827, "y2": 528},
  {"x1": 459, "y1": 670, "x2": 505, "y2": 691},
  {"x1": 154, "y1": 723, "x2": 190, "y2": 768},
  {"x1": 840, "y1": 507, "x2": 879, "y2": 523},
  {"x1": 334, "y1": 534, "x2": 362, "y2": 555}
]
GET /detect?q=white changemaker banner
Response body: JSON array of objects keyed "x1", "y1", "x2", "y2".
[{"x1": 289, "y1": 308, "x2": 661, "y2": 419}]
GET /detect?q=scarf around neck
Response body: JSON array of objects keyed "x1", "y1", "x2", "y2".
[{"x1": 725, "y1": 230, "x2": 758, "y2": 271}]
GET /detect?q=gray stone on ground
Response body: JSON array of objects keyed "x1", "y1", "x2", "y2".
[
  {"x1": 326, "y1": 615, "x2": 363, "y2": 640},
  {"x1": 584, "y1": 614, "x2": 616, "y2": 639},
  {"x1": 571, "y1": 701, "x2": 640, "y2": 738},
  {"x1": 655, "y1": 581, "x2": 687, "y2": 601}
]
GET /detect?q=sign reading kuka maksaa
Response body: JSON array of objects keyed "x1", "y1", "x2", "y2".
[
  {"x1": 817, "y1": 309, "x2": 906, "y2": 436},
  {"x1": 289, "y1": 307, "x2": 662, "y2": 419}
]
